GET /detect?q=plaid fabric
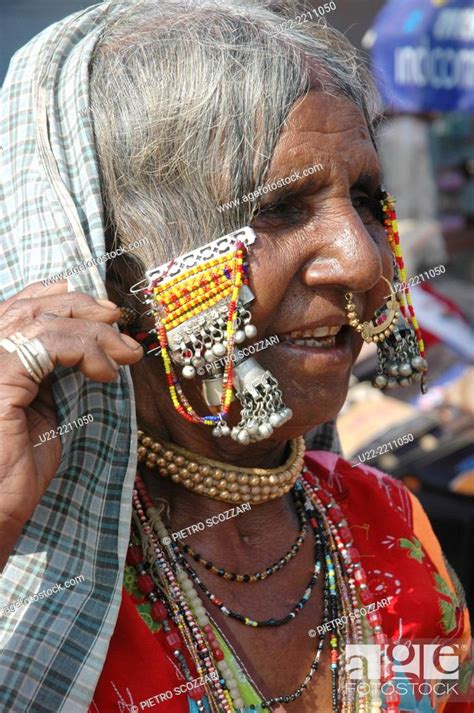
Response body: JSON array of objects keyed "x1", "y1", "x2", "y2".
[
  {"x1": 0, "y1": 3, "x2": 339, "y2": 711},
  {"x1": 0, "y1": 4, "x2": 139, "y2": 712},
  {"x1": 305, "y1": 419, "x2": 341, "y2": 454}
]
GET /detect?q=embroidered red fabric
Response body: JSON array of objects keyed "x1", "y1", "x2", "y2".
[
  {"x1": 90, "y1": 453, "x2": 471, "y2": 712},
  {"x1": 90, "y1": 588, "x2": 189, "y2": 712}
]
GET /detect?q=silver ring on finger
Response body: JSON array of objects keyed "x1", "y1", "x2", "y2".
[
  {"x1": 11, "y1": 333, "x2": 55, "y2": 376},
  {"x1": 0, "y1": 333, "x2": 54, "y2": 383}
]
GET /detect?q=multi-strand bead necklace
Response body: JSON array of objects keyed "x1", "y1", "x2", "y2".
[
  {"x1": 131, "y1": 436, "x2": 400, "y2": 712},
  {"x1": 173, "y1": 489, "x2": 321, "y2": 628},
  {"x1": 173, "y1": 489, "x2": 308, "y2": 583},
  {"x1": 131, "y1": 474, "x2": 335, "y2": 710}
]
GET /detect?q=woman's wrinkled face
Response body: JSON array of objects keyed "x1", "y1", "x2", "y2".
[{"x1": 243, "y1": 91, "x2": 392, "y2": 436}]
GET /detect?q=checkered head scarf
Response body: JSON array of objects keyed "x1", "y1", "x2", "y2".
[{"x1": 0, "y1": 4, "x2": 140, "y2": 711}]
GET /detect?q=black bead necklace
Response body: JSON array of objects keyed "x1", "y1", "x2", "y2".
[
  {"x1": 174, "y1": 507, "x2": 323, "y2": 628},
  {"x1": 261, "y1": 571, "x2": 331, "y2": 709},
  {"x1": 172, "y1": 489, "x2": 309, "y2": 583}
]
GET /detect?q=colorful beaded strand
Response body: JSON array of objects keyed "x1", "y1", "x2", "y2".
[
  {"x1": 128, "y1": 516, "x2": 214, "y2": 709},
  {"x1": 132, "y1": 480, "x2": 235, "y2": 712},
  {"x1": 302, "y1": 470, "x2": 400, "y2": 713},
  {"x1": 152, "y1": 242, "x2": 246, "y2": 428},
  {"x1": 135, "y1": 475, "x2": 245, "y2": 711},
  {"x1": 382, "y1": 194, "x2": 426, "y2": 359},
  {"x1": 301, "y1": 476, "x2": 373, "y2": 712},
  {"x1": 126, "y1": 536, "x2": 208, "y2": 712},
  {"x1": 299, "y1": 481, "x2": 359, "y2": 711}
]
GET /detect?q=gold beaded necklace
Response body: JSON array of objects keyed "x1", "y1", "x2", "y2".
[{"x1": 137, "y1": 430, "x2": 306, "y2": 504}]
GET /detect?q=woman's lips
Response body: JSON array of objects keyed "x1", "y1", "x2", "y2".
[
  {"x1": 278, "y1": 325, "x2": 346, "y2": 349},
  {"x1": 274, "y1": 325, "x2": 354, "y2": 366}
]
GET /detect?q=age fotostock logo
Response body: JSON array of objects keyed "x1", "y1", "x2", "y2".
[
  {"x1": 345, "y1": 642, "x2": 468, "y2": 700},
  {"x1": 346, "y1": 642, "x2": 460, "y2": 680}
]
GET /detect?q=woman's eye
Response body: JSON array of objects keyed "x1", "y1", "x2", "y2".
[
  {"x1": 352, "y1": 195, "x2": 385, "y2": 224},
  {"x1": 259, "y1": 201, "x2": 292, "y2": 217},
  {"x1": 252, "y1": 199, "x2": 309, "y2": 229}
]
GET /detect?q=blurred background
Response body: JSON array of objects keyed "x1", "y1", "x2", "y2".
[
  {"x1": 1, "y1": 0, "x2": 473, "y2": 606},
  {"x1": 334, "y1": 0, "x2": 474, "y2": 616}
]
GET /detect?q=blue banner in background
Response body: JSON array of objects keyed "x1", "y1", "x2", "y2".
[{"x1": 369, "y1": 0, "x2": 474, "y2": 113}]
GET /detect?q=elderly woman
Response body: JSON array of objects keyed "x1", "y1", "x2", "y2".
[{"x1": 0, "y1": 1, "x2": 470, "y2": 712}]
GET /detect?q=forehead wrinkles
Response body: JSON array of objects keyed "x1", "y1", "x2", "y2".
[
  {"x1": 266, "y1": 92, "x2": 377, "y2": 183},
  {"x1": 283, "y1": 90, "x2": 369, "y2": 135},
  {"x1": 267, "y1": 132, "x2": 379, "y2": 189},
  {"x1": 324, "y1": 137, "x2": 380, "y2": 185}
]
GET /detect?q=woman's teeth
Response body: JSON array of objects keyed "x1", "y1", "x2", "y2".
[
  {"x1": 290, "y1": 326, "x2": 341, "y2": 338},
  {"x1": 285, "y1": 325, "x2": 341, "y2": 348},
  {"x1": 291, "y1": 336, "x2": 336, "y2": 348}
]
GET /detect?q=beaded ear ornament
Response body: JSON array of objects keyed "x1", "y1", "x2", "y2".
[
  {"x1": 130, "y1": 227, "x2": 292, "y2": 444},
  {"x1": 345, "y1": 192, "x2": 428, "y2": 393}
]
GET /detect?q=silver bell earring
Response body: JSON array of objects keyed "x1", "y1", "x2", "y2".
[{"x1": 345, "y1": 276, "x2": 428, "y2": 393}]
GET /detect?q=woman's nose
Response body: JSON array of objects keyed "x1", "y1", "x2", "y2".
[{"x1": 300, "y1": 206, "x2": 384, "y2": 294}]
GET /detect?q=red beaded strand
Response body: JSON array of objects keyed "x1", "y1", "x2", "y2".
[
  {"x1": 302, "y1": 469, "x2": 400, "y2": 713},
  {"x1": 132, "y1": 475, "x2": 233, "y2": 712},
  {"x1": 383, "y1": 195, "x2": 425, "y2": 360}
]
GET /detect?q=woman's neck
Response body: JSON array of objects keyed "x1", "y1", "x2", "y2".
[
  {"x1": 131, "y1": 358, "x2": 303, "y2": 563},
  {"x1": 139, "y1": 462, "x2": 302, "y2": 579}
]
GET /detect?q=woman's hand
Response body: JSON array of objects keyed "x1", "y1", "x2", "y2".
[{"x1": 0, "y1": 280, "x2": 143, "y2": 570}]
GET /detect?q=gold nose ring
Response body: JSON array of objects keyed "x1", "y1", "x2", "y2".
[{"x1": 344, "y1": 276, "x2": 401, "y2": 344}]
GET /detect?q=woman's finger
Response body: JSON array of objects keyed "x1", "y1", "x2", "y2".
[
  {"x1": 0, "y1": 291, "x2": 121, "y2": 334},
  {"x1": 0, "y1": 280, "x2": 69, "y2": 319},
  {"x1": 0, "y1": 316, "x2": 143, "y2": 405}
]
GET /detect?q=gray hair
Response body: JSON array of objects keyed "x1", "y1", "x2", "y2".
[{"x1": 89, "y1": 0, "x2": 380, "y2": 294}]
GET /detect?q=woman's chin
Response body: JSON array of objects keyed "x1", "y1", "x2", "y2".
[
  {"x1": 269, "y1": 399, "x2": 348, "y2": 441},
  {"x1": 277, "y1": 379, "x2": 350, "y2": 429}
]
